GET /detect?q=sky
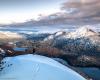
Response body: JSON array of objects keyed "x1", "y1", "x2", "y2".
[
  {"x1": 0, "y1": 0, "x2": 66, "y2": 24},
  {"x1": 0, "y1": 0, "x2": 100, "y2": 25}
]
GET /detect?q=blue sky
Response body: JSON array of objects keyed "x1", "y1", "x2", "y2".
[{"x1": 0, "y1": 0, "x2": 66, "y2": 24}]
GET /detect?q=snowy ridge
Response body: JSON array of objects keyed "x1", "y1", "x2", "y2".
[
  {"x1": 66, "y1": 27, "x2": 99, "y2": 39},
  {"x1": 43, "y1": 26, "x2": 100, "y2": 53},
  {"x1": 44, "y1": 31, "x2": 66, "y2": 41},
  {"x1": 44, "y1": 26, "x2": 99, "y2": 41}
]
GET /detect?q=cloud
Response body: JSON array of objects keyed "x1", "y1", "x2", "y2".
[
  {"x1": 60, "y1": 0, "x2": 100, "y2": 24},
  {"x1": 5, "y1": 0, "x2": 100, "y2": 26},
  {"x1": 35, "y1": 0, "x2": 100, "y2": 25}
]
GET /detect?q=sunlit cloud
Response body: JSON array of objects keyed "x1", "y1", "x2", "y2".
[
  {"x1": 60, "y1": 0, "x2": 100, "y2": 24},
  {"x1": 1, "y1": 0, "x2": 99, "y2": 25},
  {"x1": 0, "y1": 9, "x2": 61, "y2": 24},
  {"x1": 36, "y1": 0, "x2": 100, "y2": 25},
  {"x1": 0, "y1": 0, "x2": 64, "y2": 24}
]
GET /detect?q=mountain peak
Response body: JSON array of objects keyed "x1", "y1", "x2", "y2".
[
  {"x1": 76, "y1": 26, "x2": 96, "y2": 33},
  {"x1": 66, "y1": 26, "x2": 99, "y2": 39},
  {"x1": 75, "y1": 26, "x2": 98, "y2": 36},
  {"x1": 44, "y1": 26, "x2": 100, "y2": 41}
]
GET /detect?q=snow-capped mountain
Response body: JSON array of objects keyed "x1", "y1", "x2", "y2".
[
  {"x1": 66, "y1": 27, "x2": 99, "y2": 39},
  {"x1": 44, "y1": 27, "x2": 100, "y2": 53},
  {"x1": 44, "y1": 26, "x2": 99, "y2": 40}
]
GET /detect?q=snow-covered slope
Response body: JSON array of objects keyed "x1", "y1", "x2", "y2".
[
  {"x1": 66, "y1": 27, "x2": 99, "y2": 39},
  {"x1": 0, "y1": 54, "x2": 86, "y2": 80}
]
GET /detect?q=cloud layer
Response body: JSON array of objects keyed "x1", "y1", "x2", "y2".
[
  {"x1": 60, "y1": 0, "x2": 100, "y2": 24},
  {"x1": 4, "y1": 0, "x2": 100, "y2": 26},
  {"x1": 34, "y1": 0, "x2": 100, "y2": 25}
]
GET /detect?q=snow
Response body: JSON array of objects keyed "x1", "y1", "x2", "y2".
[
  {"x1": 0, "y1": 54, "x2": 86, "y2": 80},
  {"x1": 65, "y1": 26, "x2": 98, "y2": 39},
  {"x1": 0, "y1": 48, "x2": 5, "y2": 56},
  {"x1": 47, "y1": 35, "x2": 54, "y2": 39},
  {"x1": 55, "y1": 31, "x2": 65, "y2": 36},
  {"x1": 44, "y1": 26, "x2": 99, "y2": 41}
]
